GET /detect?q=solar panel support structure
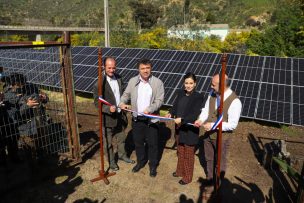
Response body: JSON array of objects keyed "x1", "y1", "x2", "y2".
[
  {"x1": 61, "y1": 31, "x2": 81, "y2": 162},
  {"x1": 215, "y1": 53, "x2": 227, "y2": 195},
  {"x1": 91, "y1": 48, "x2": 116, "y2": 185}
]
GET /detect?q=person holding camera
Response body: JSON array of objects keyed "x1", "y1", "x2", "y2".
[
  {"x1": 0, "y1": 72, "x2": 22, "y2": 165},
  {"x1": 4, "y1": 73, "x2": 48, "y2": 161}
]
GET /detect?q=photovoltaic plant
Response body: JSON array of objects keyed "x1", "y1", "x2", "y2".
[{"x1": 0, "y1": 46, "x2": 303, "y2": 126}]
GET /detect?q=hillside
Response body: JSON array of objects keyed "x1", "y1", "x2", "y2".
[{"x1": 0, "y1": 0, "x2": 277, "y2": 28}]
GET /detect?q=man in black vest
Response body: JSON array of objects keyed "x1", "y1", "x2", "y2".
[
  {"x1": 93, "y1": 57, "x2": 134, "y2": 171},
  {"x1": 195, "y1": 74, "x2": 242, "y2": 190}
]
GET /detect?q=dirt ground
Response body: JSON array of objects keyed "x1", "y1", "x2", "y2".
[{"x1": 1, "y1": 101, "x2": 304, "y2": 203}]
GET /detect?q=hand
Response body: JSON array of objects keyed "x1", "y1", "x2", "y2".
[
  {"x1": 203, "y1": 122, "x2": 212, "y2": 131},
  {"x1": 120, "y1": 104, "x2": 131, "y2": 110},
  {"x1": 165, "y1": 113, "x2": 171, "y2": 118},
  {"x1": 194, "y1": 120, "x2": 203, "y2": 127},
  {"x1": 27, "y1": 98, "x2": 39, "y2": 108},
  {"x1": 143, "y1": 110, "x2": 149, "y2": 114},
  {"x1": 110, "y1": 105, "x2": 116, "y2": 113},
  {"x1": 174, "y1": 118, "x2": 182, "y2": 125}
]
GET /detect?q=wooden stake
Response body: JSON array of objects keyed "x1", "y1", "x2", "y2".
[{"x1": 91, "y1": 48, "x2": 115, "y2": 184}]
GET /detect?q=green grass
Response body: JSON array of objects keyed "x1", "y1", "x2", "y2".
[
  {"x1": 281, "y1": 125, "x2": 302, "y2": 137},
  {"x1": 239, "y1": 0, "x2": 276, "y2": 7}
]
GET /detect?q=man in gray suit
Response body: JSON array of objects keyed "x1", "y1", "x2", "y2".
[
  {"x1": 93, "y1": 56, "x2": 134, "y2": 171},
  {"x1": 120, "y1": 58, "x2": 164, "y2": 177}
]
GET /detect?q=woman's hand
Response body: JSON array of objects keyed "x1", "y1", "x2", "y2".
[{"x1": 174, "y1": 118, "x2": 182, "y2": 125}]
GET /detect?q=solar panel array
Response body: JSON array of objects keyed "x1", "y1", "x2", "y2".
[{"x1": 0, "y1": 46, "x2": 303, "y2": 126}]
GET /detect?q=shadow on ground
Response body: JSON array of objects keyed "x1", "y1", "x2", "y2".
[
  {"x1": 0, "y1": 155, "x2": 83, "y2": 202},
  {"x1": 177, "y1": 176, "x2": 265, "y2": 203}
]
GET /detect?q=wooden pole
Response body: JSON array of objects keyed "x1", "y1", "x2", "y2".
[
  {"x1": 91, "y1": 48, "x2": 115, "y2": 184},
  {"x1": 215, "y1": 53, "x2": 227, "y2": 192},
  {"x1": 63, "y1": 31, "x2": 81, "y2": 161},
  {"x1": 60, "y1": 34, "x2": 73, "y2": 159}
]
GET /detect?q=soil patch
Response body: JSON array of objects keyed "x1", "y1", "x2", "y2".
[{"x1": 1, "y1": 101, "x2": 303, "y2": 203}]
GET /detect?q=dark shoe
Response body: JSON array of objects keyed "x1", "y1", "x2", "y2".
[
  {"x1": 132, "y1": 164, "x2": 142, "y2": 173},
  {"x1": 119, "y1": 156, "x2": 135, "y2": 164},
  {"x1": 179, "y1": 180, "x2": 188, "y2": 185},
  {"x1": 201, "y1": 178, "x2": 213, "y2": 186},
  {"x1": 110, "y1": 163, "x2": 119, "y2": 171},
  {"x1": 172, "y1": 172, "x2": 179, "y2": 177},
  {"x1": 150, "y1": 168, "x2": 157, "y2": 177}
]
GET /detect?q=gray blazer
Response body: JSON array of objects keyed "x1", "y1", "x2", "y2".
[
  {"x1": 120, "y1": 75, "x2": 164, "y2": 120},
  {"x1": 93, "y1": 73, "x2": 127, "y2": 128}
]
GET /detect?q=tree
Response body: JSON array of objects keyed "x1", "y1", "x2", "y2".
[
  {"x1": 246, "y1": 0, "x2": 304, "y2": 57},
  {"x1": 135, "y1": 27, "x2": 168, "y2": 49},
  {"x1": 223, "y1": 32, "x2": 250, "y2": 54},
  {"x1": 129, "y1": 1, "x2": 162, "y2": 29}
]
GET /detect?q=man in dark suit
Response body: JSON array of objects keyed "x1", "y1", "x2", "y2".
[{"x1": 93, "y1": 56, "x2": 134, "y2": 171}]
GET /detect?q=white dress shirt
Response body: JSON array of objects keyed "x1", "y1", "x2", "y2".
[
  {"x1": 198, "y1": 88, "x2": 242, "y2": 131},
  {"x1": 137, "y1": 77, "x2": 152, "y2": 113},
  {"x1": 106, "y1": 75, "x2": 121, "y2": 106}
]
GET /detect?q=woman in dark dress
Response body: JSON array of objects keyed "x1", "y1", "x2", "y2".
[{"x1": 166, "y1": 72, "x2": 203, "y2": 185}]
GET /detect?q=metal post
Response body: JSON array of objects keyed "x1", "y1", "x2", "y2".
[
  {"x1": 104, "y1": 0, "x2": 110, "y2": 47},
  {"x1": 91, "y1": 48, "x2": 115, "y2": 184},
  {"x1": 215, "y1": 53, "x2": 227, "y2": 192}
]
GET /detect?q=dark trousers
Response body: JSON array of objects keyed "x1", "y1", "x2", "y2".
[
  {"x1": 0, "y1": 121, "x2": 19, "y2": 165},
  {"x1": 132, "y1": 120, "x2": 158, "y2": 168},
  {"x1": 103, "y1": 125, "x2": 127, "y2": 165},
  {"x1": 176, "y1": 143, "x2": 195, "y2": 183},
  {"x1": 203, "y1": 137, "x2": 231, "y2": 180},
  {"x1": 0, "y1": 135, "x2": 19, "y2": 165}
]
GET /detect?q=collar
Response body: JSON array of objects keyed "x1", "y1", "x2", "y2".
[
  {"x1": 136, "y1": 75, "x2": 152, "y2": 85},
  {"x1": 106, "y1": 74, "x2": 117, "y2": 81}
]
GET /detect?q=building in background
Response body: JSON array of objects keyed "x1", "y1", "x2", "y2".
[{"x1": 167, "y1": 24, "x2": 229, "y2": 41}]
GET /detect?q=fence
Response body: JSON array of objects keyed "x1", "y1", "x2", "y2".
[{"x1": 0, "y1": 33, "x2": 80, "y2": 167}]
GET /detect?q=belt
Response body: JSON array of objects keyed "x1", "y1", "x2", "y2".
[{"x1": 132, "y1": 116, "x2": 149, "y2": 122}]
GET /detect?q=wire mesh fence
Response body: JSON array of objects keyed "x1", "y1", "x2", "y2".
[{"x1": 0, "y1": 44, "x2": 79, "y2": 166}]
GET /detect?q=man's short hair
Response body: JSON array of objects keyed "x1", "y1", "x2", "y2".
[
  {"x1": 137, "y1": 58, "x2": 152, "y2": 69},
  {"x1": 215, "y1": 73, "x2": 230, "y2": 87},
  {"x1": 103, "y1": 56, "x2": 116, "y2": 66}
]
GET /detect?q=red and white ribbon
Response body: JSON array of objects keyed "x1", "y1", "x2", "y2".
[
  {"x1": 98, "y1": 96, "x2": 196, "y2": 125},
  {"x1": 98, "y1": 96, "x2": 113, "y2": 106}
]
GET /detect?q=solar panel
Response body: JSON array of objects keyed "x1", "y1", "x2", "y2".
[{"x1": 0, "y1": 46, "x2": 303, "y2": 126}]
